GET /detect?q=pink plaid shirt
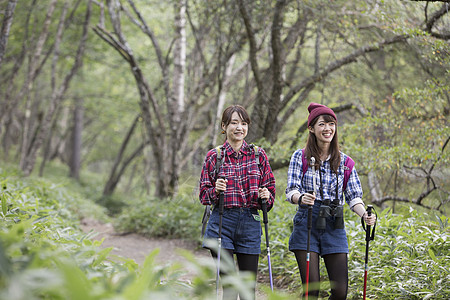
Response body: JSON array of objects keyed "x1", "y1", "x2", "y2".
[{"x1": 199, "y1": 140, "x2": 276, "y2": 209}]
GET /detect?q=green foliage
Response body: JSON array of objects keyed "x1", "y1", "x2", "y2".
[
  {"x1": 259, "y1": 199, "x2": 450, "y2": 299},
  {"x1": 347, "y1": 207, "x2": 449, "y2": 299},
  {"x1": 96, "y1": 194, "x2": 128, "y2": 216},
  {"x1": 1, "y1": 164, "x2": 449, "y2": 299},
  {"x1": 340, "y1": 78, "x2": 449, "y2": 211},
  {"x1": 0, "y1": 169, "x2": 259, "y2": 299},
  {"x1": 114, "y1": 195, "x2": 203, "y2": 240}
]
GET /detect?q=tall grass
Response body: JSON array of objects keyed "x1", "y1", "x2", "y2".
[
  {"x1": 258, "y1": 200, "x2": 449, "y2": 299},
  {"x1": 117, "y1": 189, "x2": 449, "y2": 298},
  {"x1": 2, "y1": 163, "x2": 448, "y2": 299},
  {"x1": 0, "y1": 168, "x2": 244, "y2": 299}
]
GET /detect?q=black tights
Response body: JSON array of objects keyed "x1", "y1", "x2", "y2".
[
  {"x1": 293, "y1": 251, "x2": 348, "y2": 300},
  {"x1": 210, "y1": 249, "x2": 259, "y2": 300}
]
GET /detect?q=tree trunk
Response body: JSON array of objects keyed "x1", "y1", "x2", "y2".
[
  {"x1": 169, "y1": 0, "x2": 187, "y2": 196},
  {"x1": 211, "y1": 54, "x2": 235, "y2": 147},
  {"x1": 19, "y1": 0, "x2": 58, "y2": 172},
  {"x1": 103, "y1": 142, "x2": 147, "y2": 197},
  {"x1": 103, "y1": 115, "x2": 140, "y2": 196},
  {"x1": 0, "y1": 0, "x2": 18, "y2": 69},
  {"x1": 69, "y1": 97, "x2": 83, "y2": 180},
  {"x1": 21, "y1": 0, "x2": 91, "y2": 176}
]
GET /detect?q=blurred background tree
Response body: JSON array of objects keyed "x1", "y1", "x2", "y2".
[{"x1": 0, "y1": 0, "x2": 448, "y2": 212}]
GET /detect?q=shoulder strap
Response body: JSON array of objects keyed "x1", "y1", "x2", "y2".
[
  {"x1": 301, "y1": 148, "x2": 308, "y2": 176},
  {"x1": 250, "y1": 144, "x2": 261, "y2": 168},
  {"x1": 214, "y1": 145, "x2": 224, "y2": 180},
  {"x1": 343, "y1": 155, "x2": 355, "y2": 191},
  {"x1": 301, "y1": 149, "x2": 354, "y2": 191}
]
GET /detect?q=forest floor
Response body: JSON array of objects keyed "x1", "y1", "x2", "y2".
[{"x1": 80, "y1": 217, "x2": 271, "y2": 299}]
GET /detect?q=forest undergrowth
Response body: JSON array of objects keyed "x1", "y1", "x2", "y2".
[{"x1": 0, "y1": 164, "x2": 449, "y2": 299}]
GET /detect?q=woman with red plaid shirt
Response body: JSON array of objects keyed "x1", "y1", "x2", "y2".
[{"x1": 199, "y1": 105, "x2": 276, "y2": 300}]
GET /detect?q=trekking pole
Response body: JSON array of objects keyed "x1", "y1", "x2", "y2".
[
  {"x1": 305, "y1": 157, "x2": 315, "y2": 300},
  {"x1": 260, "y1": 194, "x2": 274, "y2": 291},
  {"x1": 362, "y1": 205, "x2": 375, "y2": 300},
  {"x1": 216, "y1": 177, "x2": 225, "y2": 298}
]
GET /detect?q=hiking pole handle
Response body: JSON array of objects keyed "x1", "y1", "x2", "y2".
[
  {"x1": 260, "y1": 197, "x2": 268, "y2": 225},
  {"x1": 365, "y1": 205, "x2": 373, "y2": 242},
  {"x1": 258, "y1": 185, "x2": 269, "y2": 224},
  {"x1": 262, "y1": 200, "x2": 268, "y2": 224},
  {"x1": 218, "y1": 176, "x2": 225, "y2": 215}
]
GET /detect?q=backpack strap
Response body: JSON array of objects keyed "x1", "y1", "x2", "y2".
[
  {"x1": 300, "y1": 148, "x2": 354, "y2": 191},
  {"x1": 250, "y1": 144, "x2": 261, "y2": 169},
  {"x1": 342, "y1": 155, "x2": 355, "y2": 191},
  {"x1": 214, "y1": 145, "x2": 225, "y2": 180},
  {"x1": 301, "y1": 149, "x2": 308, "y2": 177},
  {"x1": 202, "y1": 144, "x2": 264, "y2": 237}
]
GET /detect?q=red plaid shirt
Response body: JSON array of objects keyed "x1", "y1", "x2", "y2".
[{"x1": 199, "y1": 140, "x2": 276, "y2": 209}]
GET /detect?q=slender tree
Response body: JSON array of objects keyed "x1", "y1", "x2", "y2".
[
  {"x1": 93, "y1": 0, "x2": 248, "y2": 197},
  {"x1": 0, "y1": 0, "x2": 17, "y2": 69},
  {"x1": 20, "y1": 0, "x2": 92, "y2": 176}
]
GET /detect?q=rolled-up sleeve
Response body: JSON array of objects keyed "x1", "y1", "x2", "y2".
[{"x1": 199, "y1": 149, "x2": 219, "y2": 206}]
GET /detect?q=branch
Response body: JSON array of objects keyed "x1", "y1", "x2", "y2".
[
  {"x1": 429, "y1": 135, "x2": 450, "y2": 174},
  {"x1": 92, "y1": 26, "x2": 131, "y2": 61},
  {"x1": 424, "y1": 3, "x2": 450, "y2": 40},
  {"x1": 284, "y1": 35, "x2": 408, "y2": 105},
  {"x1": 94, "y1": 0, "x2": 167, "y2": 154},
  {"x1": 124, "y1": 0, "x2": 166, "y2": 70},
  {"x1": 409, "y1": 0, "x2": 450, "y2": 2},
  {"x1": 372, "y1": 185, "x2": 442, "y2": 212},
  {"x1": 237, "y1": 0, "x2": 264, "y2": 91}
]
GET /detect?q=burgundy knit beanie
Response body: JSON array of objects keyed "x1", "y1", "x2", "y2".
[{"x1": 307, "y1": 102, "x2": 337, "y2": 127}]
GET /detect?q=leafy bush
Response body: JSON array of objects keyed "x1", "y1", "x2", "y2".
[
  {"x1": 115, "y1": 195, "x2": 203, "y2": 240},
  {"x1": 0, "y1": 171, "x2": 252, "y2": 299}
]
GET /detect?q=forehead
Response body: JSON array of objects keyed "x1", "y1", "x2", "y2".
[
  {"x1": 316, "y1": 115, "x2": 334, "y2": 123},
  {"x1": 230, "y1": 111, "x2": 243, "y2": 121}
]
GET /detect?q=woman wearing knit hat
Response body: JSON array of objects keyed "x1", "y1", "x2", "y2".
[{"x1": 285, "y1": 102, "x2": 376, "y2": 299}]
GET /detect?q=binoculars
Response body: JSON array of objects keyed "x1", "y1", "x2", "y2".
[{"x1": 316, "y1": 200, "x2": 344, "y2": 230}]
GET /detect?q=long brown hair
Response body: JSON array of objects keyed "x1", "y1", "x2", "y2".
[
  {"x1": 221, "y1": 105, "x2": 251, "y2": 140},
  {"x1": 304, "y1": 114, "x2": 340, "y2": 173}
]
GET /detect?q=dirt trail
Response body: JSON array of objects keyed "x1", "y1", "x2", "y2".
[
  {"x1": 80, "y1": 218, "x2": 210, "y2": 281},
  {"x1": 80, "y1": 218, "x2": 271, "y2": 299}
]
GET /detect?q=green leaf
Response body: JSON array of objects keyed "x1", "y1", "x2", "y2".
[
  {"x1": 428, "y1": 248, "x2": 437, "y2": 262},
  {"x1": 92, "y1": 247, "x2": 113, "y2": 267},
  {"x1": 1, "y1": 192, "x2": 6, "y2": 216}
]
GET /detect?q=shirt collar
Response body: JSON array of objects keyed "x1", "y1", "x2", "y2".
[{"x1": 223, "y1": 140, "x2": 250, "y2": 157}]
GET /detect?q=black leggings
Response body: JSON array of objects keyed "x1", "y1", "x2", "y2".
[
  {"x1": 293, "y1": 250, "x2": 348, "y2": 300},
  {"x1": 210, "y1": 249, "x2": 259, "y2": 300}
]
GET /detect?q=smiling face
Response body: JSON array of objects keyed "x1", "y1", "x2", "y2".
[
  {"x1": 309, "y1": 115, "x2": 336, "y2": 146},
  {"x1": 222, "y1": 111, "x2": 248, "y2": 144}
]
